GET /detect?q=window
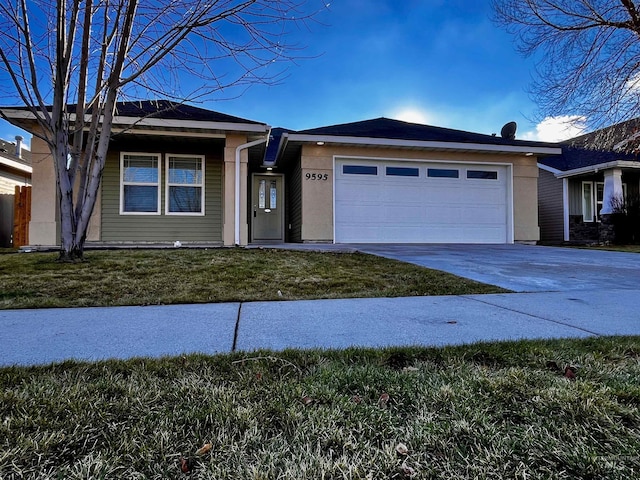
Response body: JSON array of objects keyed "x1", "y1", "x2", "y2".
[
  {"x1": 595, "y1": 182, "x2": 604, "y2": 221},
  {"x1": 121, "y1": 153, "x2": 161, "y2": 214},
  {"x1": 386, "y1": 166, "x2": 419, "y2": 177},
  {"x1": 467, "y1": 170, "x2": 498, "y2": 180},
  {"x1": 428, "y1": 168, "x2": 459, "y2": 178},
  {"x1": 343, "y1": 165, "x2": 377, "y2": 175},
  {"x1": 582, "y1": 180, "x2": 627, "y2": 222},
  {"x1": 582, "y1": 181, "x2": 594, "y2": 222},
  {"x1": 166, "y1": 155, "x2": 204, "y2": 215}
]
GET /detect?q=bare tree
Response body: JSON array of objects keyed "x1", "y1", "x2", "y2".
[
  {"x1": 493, "y1": 0, "x2": 640, "y2": 131},
  {"x1": 0, "y1": 0, "x2": 323, "y2": 260}
]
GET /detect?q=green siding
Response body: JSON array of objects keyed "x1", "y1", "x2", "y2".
[{"x1": 101, "y1": 150, "x2": 223, "y2": 242}]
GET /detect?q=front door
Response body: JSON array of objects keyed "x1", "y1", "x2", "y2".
[{"x1": 251, "y1": 174, "x2": 284, "y2": 242}]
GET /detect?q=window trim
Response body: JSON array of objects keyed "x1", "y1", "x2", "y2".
[
  {"x1": 165, "y1": 154, "x2": 206, "y2": 216},
  {"x1": 120, "y1": 152, "x2": 162, "y2": 215}
]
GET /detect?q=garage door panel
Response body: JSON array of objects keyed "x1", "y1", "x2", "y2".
[
  {"x1": 381, "y1": 186, "x2": 423, "y2": 203},
  {"x1": 461, "y1": 205, "x2": 506, "y2": 223},
  {"x1": 382, "y1": 205, "x2": 425, "y2": 222},
  {"x1": 335, "y1": 160, "x2": 510, "y2": 244},
  {"x1": 425, "y1": 206, "x2": 463, "y2": 223},
  {"x1": 338, "y1": 225, "x2": 384, "y2": 243},
  {"x1": 336, "y1": 203, "x2": 380, "y2": 219},
  {"x1": 338, "y1": 185, "x2": 380, "y2": 201}
]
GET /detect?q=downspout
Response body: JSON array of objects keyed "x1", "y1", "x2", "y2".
[{"x1": 235, "y1": 134, "x2": 270, "y2": 245}]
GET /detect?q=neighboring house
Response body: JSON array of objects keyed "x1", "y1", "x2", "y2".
[
  {"x1": 0, "y1": 136, "x2": 32, "y2": 247},
  {"x1": 0, "y1": 101, "x2": 561, "y2": 247},
  {"x1": 538, "y1": 119, "x2": 640, "y2": 244}
]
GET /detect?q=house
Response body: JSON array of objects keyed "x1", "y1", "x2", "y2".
[
  {"x1": 0, "y1": 136, "x2": 31, "y2": 247},
  {"x1": 272, "y1": 118, "x2": 559, "y2": 244},
  {"x1": 538, "y1": 119, "x2": 640, "y2": 244},
  {"x1": 1, "y1": 100, "x2": 269, "y2": 247},
  {"x1": 0, "y1": 101, "x2": 561, "y2": 247}
]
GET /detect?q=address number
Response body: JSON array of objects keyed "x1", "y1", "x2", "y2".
[{"x1": 305, "y1": 172, "x2": 329, "y2": 181}]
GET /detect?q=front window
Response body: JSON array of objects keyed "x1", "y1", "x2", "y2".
[
  {"x1": 596, "y1": 182, "x2": 604, "y2": 221},
  {"x1": 166, "y1": 155, "x2": 205, "y2": 215},
  {"x1": 581, "y1": 180, "x2": 627, "y2": 222},
  {"x1": 582, "y1": 181, "x2": 594, "y2": 222},
  {"x1": 121, "y1": 153, "x2": 161, "y2": 214}
]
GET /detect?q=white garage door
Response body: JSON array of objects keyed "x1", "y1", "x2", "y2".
[{"x1": 334, "y1": 159, "x2": 511, "y2": 243}]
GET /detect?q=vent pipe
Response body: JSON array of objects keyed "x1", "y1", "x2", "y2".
[{"x1": 14, "y1": 135, "x2": 23, "y2": 158}]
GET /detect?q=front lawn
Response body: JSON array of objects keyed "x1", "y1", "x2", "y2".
[
  {"x1": 0, "y1": 248, "x2": 507, "y2": 309},
  {"x1": 1, "y1": 337, "x2": 639, "y2": 479}
]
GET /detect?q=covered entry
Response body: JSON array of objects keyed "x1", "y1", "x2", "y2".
[{"x1": 334, "y1": 158, "x2": 512, "y2": 243}]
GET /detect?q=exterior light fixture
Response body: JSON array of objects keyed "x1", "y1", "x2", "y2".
[
  {"x1": 266, "y1": 167, "x2": 273, "y2": 171},
  {"x1": 316, "y1": 141, "x2": 325, "y2": 146}
]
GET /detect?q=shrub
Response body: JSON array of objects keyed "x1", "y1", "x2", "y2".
[{"x1": 610, "y1": 194, "x2": 640, "y2": 244}]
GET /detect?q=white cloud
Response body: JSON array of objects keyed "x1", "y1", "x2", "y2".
[
  {"x1": 391, "y1": 108, "x2": 430, "y2": 124},
  {"x1": 389, "y1": 107, "x2": 438, "y2": 125},
  {"x1": 521, "y1": 115, "x2": 587, "y2": 142}
]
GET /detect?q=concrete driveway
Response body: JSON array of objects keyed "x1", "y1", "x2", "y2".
[{"x1": 353, "y1": 244, "x2": 640, "y2": 292}]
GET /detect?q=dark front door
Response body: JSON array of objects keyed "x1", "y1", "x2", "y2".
[{"x1": 251, "y1": 174, "x2": 284, "y2": 242}]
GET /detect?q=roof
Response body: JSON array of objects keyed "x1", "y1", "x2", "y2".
[
  {"x1": 0, "y1": 138, "x2": 31, "y2": 175},
  {"x1": 296, "y1": 117, "x2": 555, "y2": 148},
  {"x1": 0, "y1": 99, "x2": 268, "y2": 134},
  {"x1": 270, "y1": 118, "x2": 561, "y2": 166},
  {"x1": 109, "y1": 100, "x2": 265, "y2": 125},
  {"x1": 264, "y1": 127, "x2": 293, "y2": 165},
  {"x1": 538, "y1": 146, "x2": 638, "y2": 173},
  {"x1": 538, "y1": 118, "x2": 640, "y2": 174},
  {"x1": 562, "y1": 118, "x2": 640, "y2": 151}
]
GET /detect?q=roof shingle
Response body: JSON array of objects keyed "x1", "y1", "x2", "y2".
[{"x1": 297, "y1": 117, "x2": 553, "y2": 147}]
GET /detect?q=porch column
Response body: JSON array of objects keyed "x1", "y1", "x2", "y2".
[
  {"x1": 28, "y1": 136, "x2": 59, "y2": 246},
  {"x1": 223, "y1": 134, "x2": 248, "y2": 246},
  {"x1": 600, "y1": 168, "x2": 623, "y2": 215}
]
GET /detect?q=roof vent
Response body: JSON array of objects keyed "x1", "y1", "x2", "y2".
[
  {"x1": 15, "y1": 135, "x2": 23, "y2": 158},
  {"x1": 500, "y1": 122, "x2": 517, "y2": 140}
]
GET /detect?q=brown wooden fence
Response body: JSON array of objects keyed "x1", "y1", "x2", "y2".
[{"x1": 13, "y1": 185, "x2": 31, "y2": 248}]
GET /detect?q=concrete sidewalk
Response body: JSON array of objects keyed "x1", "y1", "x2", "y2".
[{"x1": 2, "y1": 288, "x2": 639, "y2": 366}]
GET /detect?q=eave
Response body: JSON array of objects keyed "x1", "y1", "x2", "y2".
[
  {"x1": 554, "y1": 160, "x2": 640, "y2": 178},
  {"x1": 0, "y1": 109, "x2": 269, "y2": 137},
  {"x1": 0, "y1": 155, "x2": 32, "y2": 175},
  {"x1": 283, "y1": 133, "x2": 562, "y2": 156}
]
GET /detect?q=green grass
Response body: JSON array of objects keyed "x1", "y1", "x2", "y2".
[
  {"x1": 0, "y1": 248, "x2": 507, "y2": 309},
  {"x1": 1, "y1": 337, "x2": 639, "y2": 479}
]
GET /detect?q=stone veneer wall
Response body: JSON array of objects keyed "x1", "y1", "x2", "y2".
[
  {"x1": 598, "y1": 214, "x2": 616, "y2": 244},
  {"x1": 568, "y1": 214, "x2": 617, "y2": 244},
  {"x1": 569, "y1": 215, "x2": 598, "y2": 243}
]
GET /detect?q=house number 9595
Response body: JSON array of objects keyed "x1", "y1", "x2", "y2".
[{"x1": 305, "y1": 172, "x2": 329, "y2": 181}]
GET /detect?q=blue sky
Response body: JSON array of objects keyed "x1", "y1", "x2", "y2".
[{"x1": 0, "y1": 0, "x2": 585, "y2": 148}]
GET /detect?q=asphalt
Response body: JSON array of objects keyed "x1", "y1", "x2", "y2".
[{"x1": 2, "y1": 244, "x2": 640, "y2": 366}]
